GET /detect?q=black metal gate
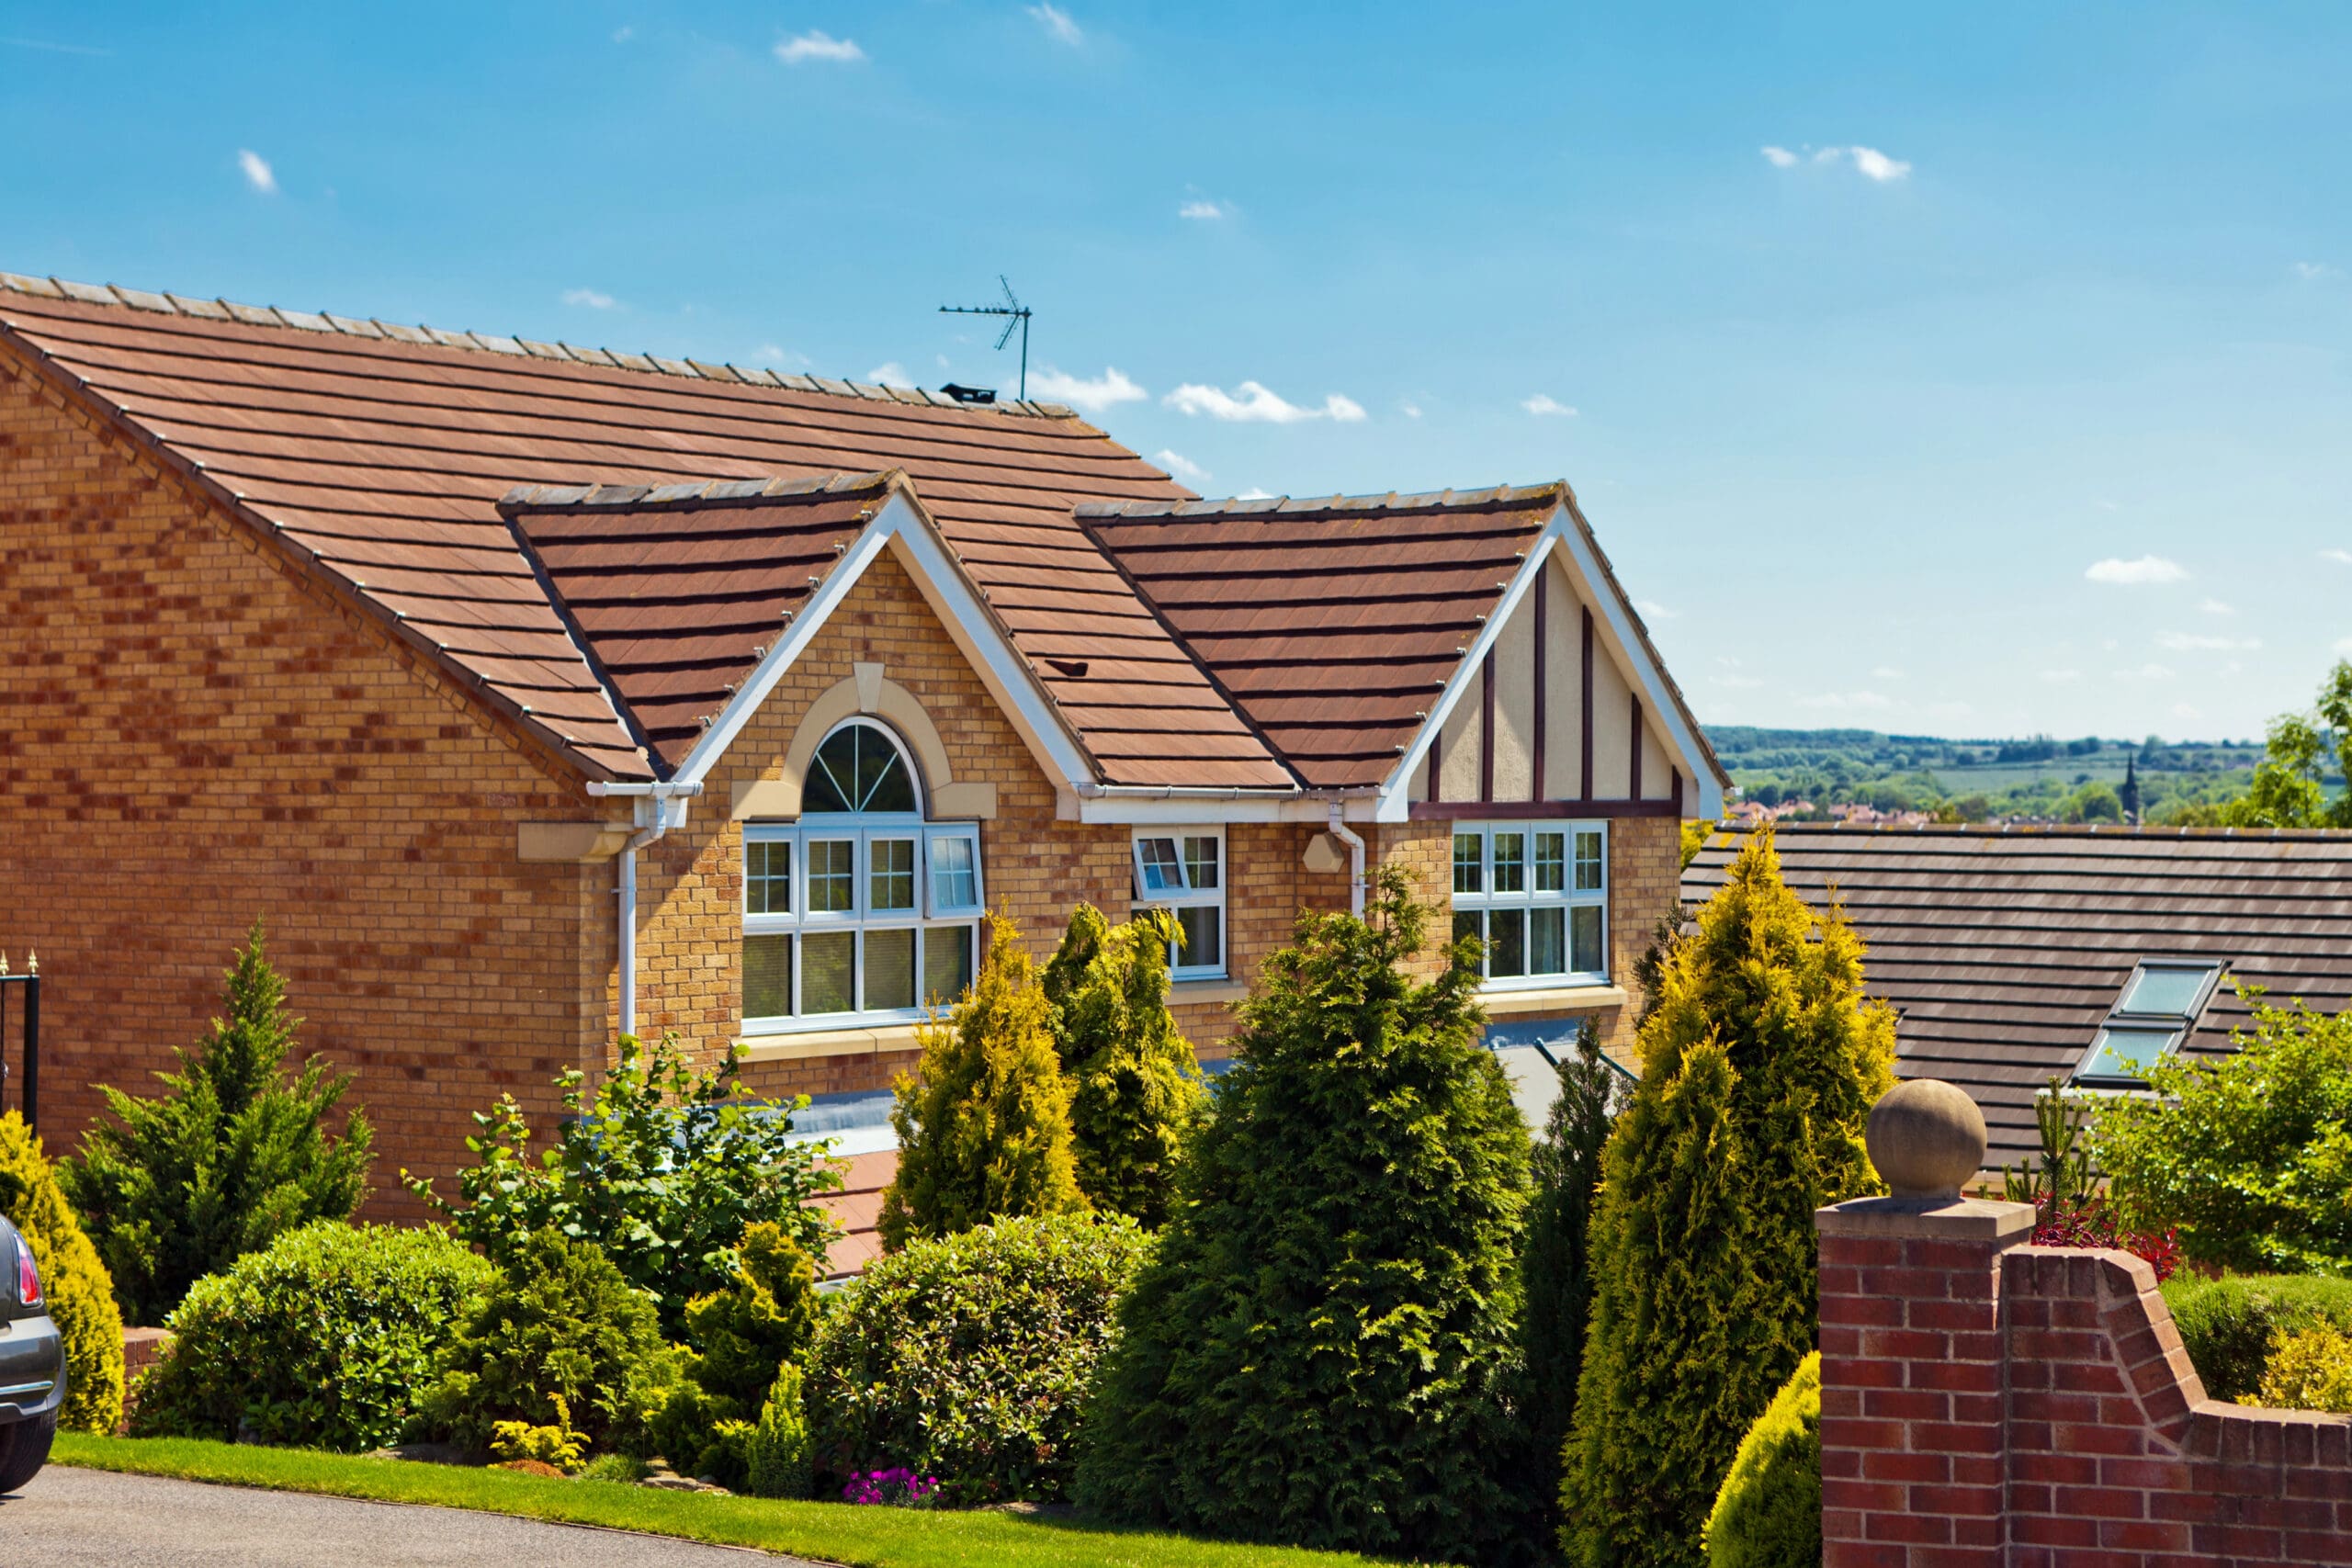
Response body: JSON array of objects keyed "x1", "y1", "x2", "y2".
[{"x1": 0, "y1": 953, "x2": 39, "y2": 1137}]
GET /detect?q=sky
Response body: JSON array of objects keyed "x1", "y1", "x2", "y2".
[{"x1": 5, "y1": 2, "x2": 2350, "y2": 744}]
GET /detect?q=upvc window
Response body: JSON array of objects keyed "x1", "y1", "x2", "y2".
[
  {"x1": 1132, "y1": 828, "x2": 1225, "y2": 979},
  {"x1": 2071, "y1": 959, "x2": 2222, "y2": 1089},
  {"x1": 1450, "y1": 821, "x2": 1607, "y2": 987},
  {"x1": 741, "y1": 719, "x2": 983, "y2": 1032}
]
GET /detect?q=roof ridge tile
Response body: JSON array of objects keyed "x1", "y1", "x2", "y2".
[{"x1": 0, "y1": 269, "x2": 1077, "y2": 423}]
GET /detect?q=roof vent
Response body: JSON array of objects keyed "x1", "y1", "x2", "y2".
[
  {"x1": 1046, "y1": 658, "x2": 1090, "y2": 679},
  {"x1": 940, "y1": 383, "x2": 998, "y2": 405}
]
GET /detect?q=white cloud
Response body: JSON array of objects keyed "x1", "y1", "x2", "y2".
[
  {"x1": 1522, "y1": 393, "x2": 1577, "y2": 417},
  {"x1": 1154, "y1": 448, "x2": 1210, "y2": 485},
  {"x1": 775, "y1": 29, "x2": 863, "y2": 64},
  {"x1": 2158, "y1": 631, "x2": 2260, "y2": 651},
  {"x1": 612, "y1": 25, "x2": 634, "y2": 41},
  {"x1": 561, "y1": 287, "x2": 616, "y2": 310},
  {"x1": 1030, "y1": 365, "x2": 1147, "y2": 414},
  {"x1": 1179, "y1": 199, "x2": 1227, "y2": 220},
  {"x1": 1236, "y1": 487, "x2": 1273, "y2": 501},
  {"x1": 2335, "y1": 636, "x2": 2352, "y2": 656},
  {"x1": 1760, "y1": 145, "x2": 1798, "y2": 168},
  {"x1": 1635, "y1": 599, "x2": 1677, "y2": 620},
  {"x1": 237, "y1": 149, "x2": 277, "y2": 194},
  {"x1": 1769, "y1": 144, "x2": 1911, "y2": 182},
  {"x1": 2199, "y1": 598, "x2": 2234, "y2": 615},
  {"x1": 1871, "y1": 666, "x2": 1905, "y2": 680},
  {"x1": 2041, "y1": 669, "x2": 2083, "y2": 683},
  {"x1": 2114, "y1": 663, "x2": 2177, "y2": 681},
  {"x1": 866, "y1": 362, "x2": 911, "y2": 387},
  {"x1": 1164, "y1": 380, "x2": 1366, "y2": 423},
  {"x1": 2294, "y1": 261, "x2": 2342, "y2": 282},
  {"x1": 1795, "y1": 690, "x2": 1893, "y2": 711},
  {"x1": 1398, "y1": 400, "x2": 1423, "y2": 419},
  {"x1": 2085, "y1": 555, "x2": 2188, "y2": 585},
  {"x1": 2323, "y1": 548, "x2": 2352, "y2": 566},
  {"x1": 1028, "y1": 4, "x2": 1082, "y2": 45},
  {"x1": 747, "y1": 343, "x2": 809, "y2": 368}
]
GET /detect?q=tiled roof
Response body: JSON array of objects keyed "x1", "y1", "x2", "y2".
[
  {"x1": 1079, "y1": 487, "x2": 1563, "y2": 788},
  {"x1": 500, "y1": 474, "x2": 899, "y2": 769},
  {"x1": 0, "y1": 273, "x2": 1292, "y2": 786},
  {"x1": 1682, "y1": 826, "x2": 2352, "y2": 1167}
]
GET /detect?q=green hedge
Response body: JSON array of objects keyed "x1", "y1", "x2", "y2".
[
  {"x1": 132, "y1": 1221, "x2": 493, "y2": 1451},
  {"x1": 2161, "y1": 1273, "x2": 2352, "y2": 1403},
  {"x1": 1702, "y1": 1352, "x2": 1820, "y2": 1568}
]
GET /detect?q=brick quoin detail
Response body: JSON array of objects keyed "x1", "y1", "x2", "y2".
[{"x1": 1818, "y1": 1198, "x2": 2352, "y2": 1567}]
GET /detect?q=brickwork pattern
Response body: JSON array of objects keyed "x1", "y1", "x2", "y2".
[
  {"x1": 0, "y1": 344, "x2": 605, "y2": 1215},
  {"x1": 1818, "y1": 1205, "x2": 2352, "y2": 1567}
]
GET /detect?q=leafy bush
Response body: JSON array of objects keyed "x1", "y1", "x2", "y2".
[
  {"x1": 61, "y1": 924, "x2": 373, "y2": 1324},
  {"x1": 651, "y1": 1221, "x2": 820, "y2": 1488},
  {"x1": 878, "y1": 916, "x2": 1088, "y2": 1250},
  {"x1": 491, "y1": 1404, "x2": 586, "y2": 1472},
  {"x1": 810, "y1": 1213, "x2": 1148, "y2": 1506},
  {"x1": 2097, "y1": 995, "x2": 2352, "y2": 1274},
  {"x1": 2160, "y1": 1273, "x2": 2352, "y2": 1403},
  {"x1": 406, "y1": 1032, "x2": 839, "y2": 1333},
  {"x1": 1077, "y1": 869, "x2": 1539, "y2": 1564},
  {"x1": 1517, "y1": 1019, "x2": 1623, "y2": 1526},
  {"x1": 0, "y1": 1111, "x2": 124, "y2": 1434},
  {"x1": 1565, "y1": 832, "x2": 1894, "y2": 1568},
  {"x1": 131, "y1": 1220, "x2": 493, "y2": 1452},
  {"x1": 2255, "y1": 1322, "x2": 2352, "y2": 1412},
  {"x1": 743, "y1": 1362, "x2": 813, "y2": 1500},
  {"x1": 1041, "y1": 904, "x2": 1206, "y2": 1226},
  {"x1": 422, "y1": 1229, "x2": 680, "y2": 1458},
  {"x1": 1702, "y1": 1353, "x2": 1821, "y2": 1568}
]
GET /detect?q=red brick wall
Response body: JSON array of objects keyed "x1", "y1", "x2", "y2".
[
  {"x1": 1817, "y1": 1197, "x2": 2352, "y2": 1566},
  {"x1": 0, "y1": 343, "x2": 606, "y2": 1214}
]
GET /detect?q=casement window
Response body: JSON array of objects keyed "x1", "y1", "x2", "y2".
[
  {"x1": 1132, "y1": 828, "x2": 1226, "y2": 980},
  {"x1": 1450, "y1": 822, "x2": 1607, "y2": 987},
  {"x1": 2071, "y1": 959, "x2": 2222, "y2": 1089},
  {"x1": 741, "y1": 719, "x2": 983, "y2": 1031}
]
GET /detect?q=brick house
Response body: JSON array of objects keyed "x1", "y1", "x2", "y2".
[{"x1": 0, "y1": 272, "x2": 1724, "y2": 1261}]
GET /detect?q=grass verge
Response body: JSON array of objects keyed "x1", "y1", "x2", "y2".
[{"x1": 52, "y1": 1434, "x2": 1411, "y2": 1568}]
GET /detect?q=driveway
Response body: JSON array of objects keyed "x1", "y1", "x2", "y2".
[{"x1": 3, "y1": 1466, "x2": 823, "y2": 1566}]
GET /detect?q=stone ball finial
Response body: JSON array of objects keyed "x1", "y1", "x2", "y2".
[{"x1": 1864, "y1": 1079, "x2": 1987, "y2": 1200}]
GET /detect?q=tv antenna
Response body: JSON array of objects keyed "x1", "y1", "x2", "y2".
[{"x1": 938, "y1": 276, "x2": 1032, "y2": 401}]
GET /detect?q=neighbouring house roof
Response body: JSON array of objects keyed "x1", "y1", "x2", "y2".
[
  {"x1": 0, "y1": 271, "x2": 1713, "y2": 799},
  {"x1": 1078, "y1": 486, "x2": 1566, "y2": 789},
  {"x1": 1682, "y1": 825, "x2": 2352, "y2": 1167}
]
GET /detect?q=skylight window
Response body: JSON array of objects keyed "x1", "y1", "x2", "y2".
[{"x1": 2070, "y1": 959, "x2": 2223, "y2": 1089}]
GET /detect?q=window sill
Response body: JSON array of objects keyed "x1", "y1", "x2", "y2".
[
  {"x1": 1478, "y1": 983, "x2": 1629, "y2": 1018},
  {"x1": 736, "y1": 1024, "x2": 929, "y2": 1064},
  {"x1": 1168, "y1": 978, "x2": 1248, "y2": 1005}
]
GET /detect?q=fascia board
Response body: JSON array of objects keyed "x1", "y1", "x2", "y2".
[
  {"x1": 1372, "y1": 503, "x2": 1724, "y2": 822},
  {"x1": 1074, "y1": 795, "x2": 1376, "y2": 826}
]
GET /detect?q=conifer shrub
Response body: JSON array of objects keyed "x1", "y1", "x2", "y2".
[
  {"x1": 1075, "y1": 868, "x2": 1540, "y2": 1564},
  {"x1": 0, "y1": 1112, "x2": 125, "y2": 1434},
  {"x1": 2160, "y1": 1272, "x2": 2352, "y2": 1402},
  {"x1": 1564, "y1": 832, "x2": 1894, "y2": 1568},
  {"x1": 1517, "y1": 1019, "x2": 1623, "y2": 1525},
  {"x1": 61, "y1": 924, "x2": 373, "y2": 1325},
  {"x1": 877, "y1": 915, "x2": 1088, "y2": 1249},
  {"x1": 743, "y1": 1362, "x2": 814, "y2": 1499},
  {"x1": 1040, "y1": 904, "x2": 1206, "y2": 1225},
  {"x1": 423, "y1": 1229, "x2": 680, "y2": 1458},
  {"x1": 1701, "y1": 1352, "x2": 1821, "y2": 1568},
  {"x1": 650, "y1": 1221, "x2": 820, "y2": 1488},
  {"x1": 132, "y1": 1220, "x2": 493, "y2": 1451},
  {"x1": 808, "y1": 1213, "x2": 1148, "y2": 1506}
]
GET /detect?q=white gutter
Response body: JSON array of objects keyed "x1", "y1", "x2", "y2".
[
  {"x1": 1328, "y1": 803, "x2": 1367, "y2": 919},
  {"x1": 1072, "y1": 782, "x2": 1307, "y2": 800},
  {"x1": 585, "y1": 781, "x2": 704, "y2": 1038}
]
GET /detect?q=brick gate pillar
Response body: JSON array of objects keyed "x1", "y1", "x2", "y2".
[{"x1": 1815, "y1": 1078, "x2": 2035, "y2": 1567}]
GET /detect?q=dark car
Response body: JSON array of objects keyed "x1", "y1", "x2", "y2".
[{"x1": 0, "y1": 1214, "x2": 63, "y2": 1494}]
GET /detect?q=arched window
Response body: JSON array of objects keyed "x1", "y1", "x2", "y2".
[{"x1": 741, "y1": 719, "x2": 983, "y2": 1029}]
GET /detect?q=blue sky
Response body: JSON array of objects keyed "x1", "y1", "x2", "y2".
[{"x1": 6, "y1": 2, "x2": 2350, "y2": 742}]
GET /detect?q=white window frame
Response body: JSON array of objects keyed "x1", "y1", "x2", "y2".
[
  {"x1": 1131, "y1": 826, "x2": 1227, "y2": 981},
  {"x1": 1449, "y1": 820, "x2": 1609, "y2": 989},
  {"x1": 740, "y1": 719, "x2": 984, "y2": 1033}
]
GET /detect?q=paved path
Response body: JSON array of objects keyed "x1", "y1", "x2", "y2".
[{"x1": 3, "y1": 1465, "x2": 820, "y2": 1566}]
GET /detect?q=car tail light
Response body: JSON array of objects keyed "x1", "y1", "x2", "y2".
[{"x1": 13, "y1": 1236, "x2": 38, "y2": 1307}]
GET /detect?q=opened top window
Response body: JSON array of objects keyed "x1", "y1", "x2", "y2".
[
  {"x1": 741, "y1": 719, "x2": 982, "y2": 1031},
  {"x1": 1133, "y1": 829, "x2": 1225, "y2": 979},
  {"x1": 1451, "y1": 822, "x2": 1607, "y2": 987}
]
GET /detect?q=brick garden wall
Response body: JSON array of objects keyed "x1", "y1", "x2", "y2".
[
  {"x1": 1817, "y1": 1195, "x2": 2352, "y2": 1566},
  {"x1": 0, "y1": 342, "x2": 606, "y2": 1217}
]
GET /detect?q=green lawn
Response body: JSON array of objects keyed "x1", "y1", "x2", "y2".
[{"x1": 53, "y1": 1434, "x2": 1421, "y2": 1568}]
